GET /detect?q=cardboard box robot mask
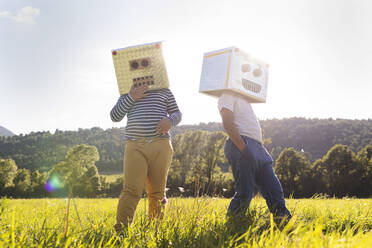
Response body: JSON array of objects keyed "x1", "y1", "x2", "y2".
[
  {"x1": 112, "y1": 41, "x2": 169, "y2": 95},
  {"x1": 199, "y1": 47, "x2": 269, "y2": 103}
]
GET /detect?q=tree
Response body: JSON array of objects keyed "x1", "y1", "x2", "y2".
[
  {"x1": 0, "y1": 158, "x2": 18, "y2": 189},
  {"x1": 31, "y1": 170, "x2": 49, "y2": 197},
  {"x1": 187, "y1": 156, "x2": 208, "y2": 196},
  {"x1": 199, "y1": 131, "x2": 227, "y2": 195},
  {"x1": 74, "y1": 164, "x2": 101, "y2": 197},
  {"x1": 322, "y1": 144, "x2": 362, "y2": 197},
  {"x1": 169, "y1": 131, "x2": 227, "y2": 196},
  {"x1": 356, "y1": 145, "x2": 372, "y2": 197},
  {"x1": 309, "y1": 159, "x2": 327, "y2": 195},
  {"x1": 275, "y1": 148, "x2": 312, "y2": 197},
  {"x1": 52, "y1": 144, "x2": 100, "y2": 197},
  {"x1": 13, "y1": 168, "x2": 31, "y2": 196},
  {"x1": 51, "y1": 144, "x2": 100, "y2": 236},
  {"x1": 170, "y1": 131, "x2": 208, "y2": 187}
]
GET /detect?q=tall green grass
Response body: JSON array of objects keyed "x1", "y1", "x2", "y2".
[{"x1": 0, "y1": 197, "x2": 371, "y2": 247}]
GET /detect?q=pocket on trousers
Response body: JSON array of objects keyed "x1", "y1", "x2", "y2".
[
  {"x1": 259, "y1": 145, "x2": 274, "y2": 165},
  {"x1": 225, "y1": 140, "x2": 240, "y2": 164},
  {"x1": 164, "y1": 139, "x2": 173, "y2": 155},
  {"x1": 169, "y1": 141, "x2": 174, "y2": 155}
]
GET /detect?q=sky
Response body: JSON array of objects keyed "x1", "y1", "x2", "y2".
[{"x1": 1, "y1": 0, "x2": 371, "y2": 135}]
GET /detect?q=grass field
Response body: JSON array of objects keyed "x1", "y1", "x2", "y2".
[{"x1": 0, "y1": 197, "x2": 371, "y2": 247}]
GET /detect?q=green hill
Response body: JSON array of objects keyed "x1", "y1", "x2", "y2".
[{"x1": 0, "y1": 118, "x2": 371, "y2": 174}]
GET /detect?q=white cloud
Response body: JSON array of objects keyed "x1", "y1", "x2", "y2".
[
  {"x1": 0, "y1": 11, "x2": 11, "y2": 18},
  {"x1": 0, "y1": 6, "x2": 40, "y2": 24}
]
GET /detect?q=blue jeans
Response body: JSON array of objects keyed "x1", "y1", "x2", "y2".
[{"x1": 224, "y1": 136, "x2": 291, "y2": 218}]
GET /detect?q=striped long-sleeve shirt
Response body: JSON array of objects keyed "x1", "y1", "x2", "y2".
[{"x1": 110, "y1": 88, "x2": 182, "y2": 140}]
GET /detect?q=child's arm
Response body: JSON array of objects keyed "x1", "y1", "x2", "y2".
[
  {"x1": 166, "y1": 89, "x2": 182, "y2": 126},
  {"x1": 156, "y1": 89, "x2": 182, "y2": 134},
  {"x1": 219, "y1": 108, "x2": 246, "y2": 152},
  {"x1": 110, "y1": 85, "x2": 147, "y2": 122}
]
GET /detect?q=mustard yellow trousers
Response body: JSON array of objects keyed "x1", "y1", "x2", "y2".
[{"x1": 115, "y1": 138, "x2": 173, "y2": 231}]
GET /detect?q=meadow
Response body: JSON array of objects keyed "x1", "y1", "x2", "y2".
[{"x1": 0, "y1": 197, "x2": 371, "y2": 247}]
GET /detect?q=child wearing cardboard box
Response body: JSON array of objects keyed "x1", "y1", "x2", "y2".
[
  {"x1": 200, "y1": 47, "x2": 291, "y2": 224},
  {"x1": 110, "y1": 42, "x2": 182, "y2": 232}
]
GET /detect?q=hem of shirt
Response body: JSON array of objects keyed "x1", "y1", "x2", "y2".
[
  {"x1": 125, "y1": 134, "x2": 170, "y2": 141},
  {"x1": 240, "y1": 134, "x2": 263, "y2": 145}
]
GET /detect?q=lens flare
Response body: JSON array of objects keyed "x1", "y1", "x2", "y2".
[{"x1": 45, "y1": 175, "x2": 62, "y2": 192}]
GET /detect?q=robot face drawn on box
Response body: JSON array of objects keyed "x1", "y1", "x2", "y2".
[
  {"x1": 112, "y1": 42, "x2": 169, "y2": 95},
  {"x1": 199, "y1": 47, "x2": 269, "y2": 103},
  {"x1": 129, "y1": 57, "x2": 155, "y2": 88},
  {"x1": 232, "y1": 50, "x2": 267, "y2": 95}
]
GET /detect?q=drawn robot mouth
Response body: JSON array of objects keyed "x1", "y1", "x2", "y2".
[
  {"x1": 133, "y1": 75, "x2": 155, "y2": 87},
  {"x1": 242, "y1": 78, "x2": 262, "y2": 93}
]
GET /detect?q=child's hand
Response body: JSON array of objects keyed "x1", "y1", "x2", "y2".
[
  {"x1": 129, "y1": 85, "x2": 147, "y2": 101},
  {"x1": 156, "y1": 118, "x2": 171, "y2": 135}
]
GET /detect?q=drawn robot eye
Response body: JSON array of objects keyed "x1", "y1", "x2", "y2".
[
  {"x1": 241, "y1": 64, "x2": 251, "y2": 73},
  {"x1": 141, "y1": 59, "x2": 149, "y2": 67},
  {"x1": 130, "y1": 61, "x2": 139, "y2": 70},
  {"x1": 253, "y1": 68, "x2": 262, "y2": 77}
]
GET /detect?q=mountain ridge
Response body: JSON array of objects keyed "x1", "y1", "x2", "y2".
[{"x1": 0, "y1": 125, "x2": 15, "y2": 137}]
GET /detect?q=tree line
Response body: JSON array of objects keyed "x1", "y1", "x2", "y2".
[
  {"x1": 0, "y1": 118, "x2": 371, "y2": 175},
  {"x1": 1, "y1": 129, "x2": 371, "y2": 198}
]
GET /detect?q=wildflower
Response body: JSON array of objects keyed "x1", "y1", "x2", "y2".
[
  {"x1": 178, "y1": 187, "x2": 185, "y2": 193},
  {"x1": 165, "y1": 187, "x2": 170, "y2": 192},
  {"x1": 222, "y1": 188, "x2": 227, "y2": 192},
  {"x1": 161, "y1": 197, "x2": 168, "y2": 204}
]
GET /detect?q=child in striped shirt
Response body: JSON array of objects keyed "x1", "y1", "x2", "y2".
[{"x1": 111, "y1": 84, "x2": 182, "y2": 232}]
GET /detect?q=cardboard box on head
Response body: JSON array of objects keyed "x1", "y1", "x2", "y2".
[
  {"x1": 199, "y1": 47, "x2": 269, "y2": 103},
  {"x1": 112, "y1": 41, "x2": 169, "y2": 95}
]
